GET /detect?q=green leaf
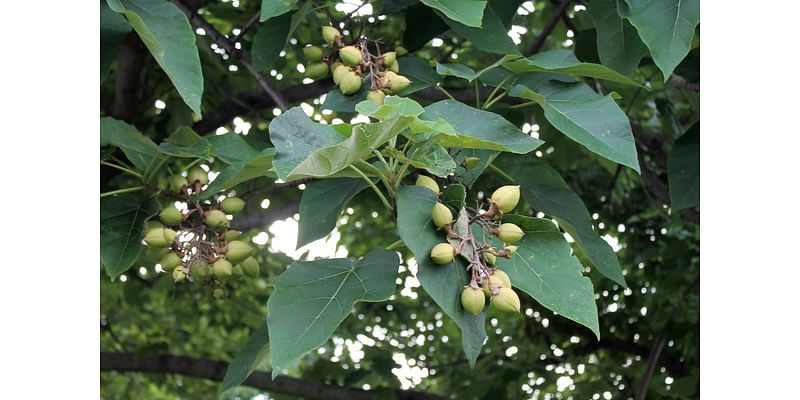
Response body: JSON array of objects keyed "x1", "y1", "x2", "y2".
[
  {"x1": 667, "y1": 123, "x2": 699, "y2": 210},
  {"x1": 408, "y1": 140, "x2": 457, "y2": 177},
  {"x1": 297, "y1": 178, "x2": 368, "y2": 249},
  {"x1": 440, "y1": 183, "x2": 466, "y2": 213},
  {"x1": 421, "y1": 0, "x2": 487, "y2": 27},
  {"x1": 396, "y1": 56, "x2": 442, "y2": 95},
  {"x1": 620, "y1": 0, "x2": 700, "y2": 81},
  {"x1": 100, "y1": 117, "x2": 166, "y2": 177},
  {"x1": 251, "y1": 13, "x2": 292, "y2": 72},
  {"x1": 106, "y1": 0, "x2": 204, "y2": 116},
  {"x1": 588, "y1": 0, "x2": 647, "y2": 76},
  {"x1": 420, "y1": 100, "x2": 543, "y2": 154},
  {"x1": 356, "y1": 96, "x2": 425, "y2": 119},
  {"x1": 321, "y1": 85, "x2": 370, "y2": 112},
  {"x1": 437, "y1": 5, "x2": 519, "y2": 55},
  {"x1": 100, "y1": 194, "x2": 160, "y2": 280},
  {"x1": 495, "y1": 219, "x2": 600, "y2": 339},
  {"x1": 101, "y1": 0, "x2": 131, "y2": 84},
  {"x1": 267, "y1": 248, "x2": 400, "y2": 378},
  {"x1": 157, "y1": 126, "x2": 213, "y2": 161},
  {"x1": 221, "y1": 324, "x2": 270, "y2": 393},
  {"x1": 503, "y1": 49, "x2": 643, "y2": 87},
  {"x1": 436, "y1": 63, "x2": 478, "y2": 81},
  {"x1": 510, "y1": 81, "x2": 640, "y2": 172},
  {"x1": 495, "y1": 155, "x2": 627, "y2": 286},
  {"x1": 403, "y1": 3, "x2": 449, "y2": 52},
  {"x1": 269, "y1": 107, "x2": 346, "y2": 180},
  {"x1": 260, "y1": 0, "x2": 297, "y2": 21},
  {"x1": 202, "y1": 148, "x2": 275, "y2": 198},
  {"x1": 454, "y1": 149, "x2": 498, "y2": 188},
  {"x1": 207, "y1": 132, "x2": 263, "y2": 164},
  {"x1": 396, "y1": 186, "x2": 487, "y2": 367}
]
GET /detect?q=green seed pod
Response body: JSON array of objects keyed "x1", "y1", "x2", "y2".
[
  {"x1": 193, "y1": 260, "x2": 210, "y2": 278},
  {"x1": 305, "y1": 62, "x2": 330, "y2": 80},
  {"x1": 464, "y1": 156, "x2": 481, "y2": 169},
  {"x1": 488, "y1": 275, "x2": 504, "y2": 289},
  {"x1": 430, "y1": 243, "x2": 456, "y2": 264},
  {"x1": 145, "y1": 221, "x2": 164, "y2": 231},
  {"x1": 221, "y1": 197, "x2": 246, "y2": 215},
  {"x1": 504, "y1": 245, "x2": 518, "y2": 256},
  {"x1": 331, "y1": 63, "x2": 346, "y2": 83},
  {"x1": 233, "y1": 264, "x2": 245, "y2": 277},
  {"x1": 395, "y1": 46, "x2": 407, "y2": 56},
  {"x1": 322, "y1": 26, "x2": 340, "y2": 45},
  {"x1": 212, "y1": 258, "x2": 233, "y2": 279},
  {"x1": 490, "y1": 185, "x2": 521, "y2": 213},
  {"x1": 388, "y1": 60, "x2": 400, "y2": 73},
  {"x1": 492, "y1": 287, "x2": 521, "y2": 313},
  {"x1": 172, "y1": 266, "x2": 187, "y2": 282},
  {"x1": 339, "y1": 71, "x2": 362, "y2": 95},
  {"x1": 382, "y1": 51, "x2": 396, "y2": 66},
  {"x1": 213, "y1": 288, "x2": 226, "y2": 299},
  {"x1": 367, "y1": 90, "x2": 385, "y2": 105},
  {"x1": 496, "y1": 223, "x2": 524, "y2": 244},
  {"x1": 461, "y1": 287, "x2": 485, "y2": 315},
  {"x1": 415, "y1": 175, "x2": 439, "y2": 194},
  {"x1": 493, "y1": 269, "x2": 512, "y2": 288},
  {"x1": 159, "y1": 206, "x2": 183, "y2": 226},
  {"x1": 302, "y1": 45, "x2": 323, "y2": 61},
  {"x1": 483, "y1": 252, "x2": 496, "y2": 266},
  {"x1": 382, "y1": 71, "x2": 411, "y2": 93},
  {"x1": 159, "y1": 252, "x2": 182, "y2": 272},
  {"x1": 223, "y1": 230, "x2": 242, "y2": 242},
  {"x1": 241, "y1": 256, "x2": 260, "y2": 277},
  {"x1": 145, "y1": 246, "x2": 170, "y2": 262},
  {"x1": 339, "y1": 45, "x2": 362, "y2": 67},
  {"x1": 225, "y1": 240, "x2": 253, "y2": 264},
  {"x1": 187, "y1": 166, "x2": 209, "y2": 185},
  {"x1": 205, "y1": 210, "x2": 229, "y2": 229},
  {"x1": 431, "y1": 202, "x2": 453, "y2": 228},
  {"x1": 169, "y1": 174, "x2": 187, "y2": 192},
  {"x1": 144, "y1": 228, "x2": 177, "y2": 247}
]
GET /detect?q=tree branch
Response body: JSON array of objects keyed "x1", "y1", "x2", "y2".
[
  {"x1": 527, "y1": 0, "x2": 573, "y2": 55},
  {"x1": 100, "y1": 352, "x2": 442, "y2": 400},
  {"x1": 230, "y1": 202, "x2": 299, "y2": 231}
]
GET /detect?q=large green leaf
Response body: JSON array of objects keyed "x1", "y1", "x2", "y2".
[
  {"x1": 100, "y1": 117, "x2": 167, "y2": 177},
  {"x1": 588, "y1": 0, "x2": 647, "y2": 76},
  {"x1": 157, "y1": 126, "x2": 213, "y2": 161},
  {"x1": 620, "y1": 0, "x2": 700, "y2": 81},
  {"x1": 251, "y1": 13, "x2": 292, "y2": 72},
  {"x1": 510, "y1": 81, "x2": 640, "y2": 172},
  {"x1": 321, "y1": 84, "x2": 370, "y2": 112},
  {"x1": 420, "y1": 100, "x2": 543, "y2": 154},
  {"x1": 260, "y1": 0, "x2": 296, "y2": 21},
  {"x1": 408, "y1": 140, "x2": 457, "y2": 177},
  {"x1": 396, "y1": 186, "x2": 487, "y2": 367},
  {"x1": 495, "y1": 155, "x2": 627, "y2": 286},
  {"x1": 396, "y1": 56, "x2": 442, "y2": 96},
  {"x1": 297, "y1": 178, "x2": 368, "y2": 249},
  {"x1": 266, "y1": 248, "x2": 399, "y2": 378},
  {"x1": 221, "y1": 324, "x2": 270, "y2": 393},
  {"x1": 356, "y1": 96, "x2": 425, "y2": 119},
  {"x1": 403, "y1": 3, "x2": 449, "y2": 52},
  {"x1": 437, "y1": 5, "x2": 519, "y2": 55},
  {"x1": 106, "y1": 0, "x2": 204, "y2": 116},
  {"x1": 100, "y1": 0, "x2": 131, "y2": 84},
  {"x1": 269, "y1": 107, "x2": 346, "y2": 180},
  {"x1": 202, "y1": 149, "x2": 276, "y2": 198},
  {"x1": 420, "y1": 0, "x2": 486, "y2": 27},
  {"x1": 503, "y1": 49, "x2": 643, "y2": 87},
  {"x1": 494, "y1": 217, "x2": 600, "y2": 338},
  {"x1": 668, "y1": 123, "x2": 699, "y2": 211},
  {"x1": 100, "y1": 194, "x2": 160, "y2": 280},
  {"x1": 208, "y1": 132, "x2": 263, "y2": 164}
]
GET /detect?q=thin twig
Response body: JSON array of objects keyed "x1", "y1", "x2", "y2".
[
  {"x1": 230, "y1": 11, "x2": 261, "y2": 43},
  {"x1": 527, "y1": 0, "x2": 573, "y2": 55}
]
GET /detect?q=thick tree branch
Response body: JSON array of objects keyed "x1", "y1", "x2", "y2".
[
  {"x1": 231, "y1": 202, "x2": 299, "y2": 231},
  {"x1": 527, "y1": 0, "x2": 573, "y2": 55},
  {"x1": 100, "y1": 352, "x2": 442, "y2": 400},
  {"x1": 109, "y1": 34, "x2": 149, "y2": 121}
]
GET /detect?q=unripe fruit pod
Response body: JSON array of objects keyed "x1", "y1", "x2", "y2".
[
  {"x1": 493, "y1": 269, "x2": 512, "y2": 288},
  {"x1": 213, "y1": 288, "x2": 226, "y2": 299},
  {"x1": 488, "y1": 275, "x2": 504, "y2": 289},
  {"x1": 388, "y1": 60, "x2": 400, "y2": 73},
  {"x1": 497, "y1": 223, "x2": 524, "y2": 244},
  {"x1": 382, "y1": 51, "x2": 396, "y2": 66},
  {"x1": 383, "y1": 71, "x2": 411, "y2": 93},
  {"x1": 339, "y1": 71, "x2": 362, "y2": 95},
  {"x1": 221, "y1": 197, "x2": 246, "y2": 215},
  {"x1": 431, "y1": 202, "x2": 453, "y2": 228},
  {"x1": 146, "y1": 247, "x2": 170, "y2": 264},
  {"x1": 144, "y1": 228, "x2": 177, "y2": 247},
  {"x1": 159, "y1": 252, "x2": 182, "y2": 272},
  {"x1": 145, "y1": 221, "x2": 164, "y2": 231},
  {"x1": 492, "y1": 287, "x2": 521, "y2": 313},
  {"x1": 193, "y1": 260, "x2": 210, "y2": 278},
  {"x1": 212, "y1": 258, "x2": 233, "y2": 279},
  {"x1": 302, "y1": 45, "x2": 323, "y2": 61},
  {"x1": 187, "y1": 166, "x2": 209, "y2": 185},
  {"x1": 461, "y1": 287, "x2": 485, "y2": 315},
  {"x1": 464, "y1": 157, "x2": 481, "y2": 169},
  {"x1": 169, "y1": 174, "x2": 187, "y2": 192},
  {"x1": 415, "y1": 175, "x2": 439, "y2": 194},
  {"x1": 339, "y1": 46, "x2": 362, "y2": 67},
  {"x1": 396, "y1": 46, "x2": 407, "y2": 56},
  {"x1": 305, "y1": 62, "x2": 330, "y2": 80},
  {"x1": 223, "y1": 230, "x2": 242, "y2": 242},
  {"x1": 483, "y1": 252, "x2": 496, "y2": 266},
  {"x1": 331, "y1": 63, "x2": 347, "y2": 84},
  {"x1": 504, "y1": 245, "x2": 518, "y2": 256},
  {"x1": 205, "y1": 210, "x2": 229, "y2": 229},
  {"x1": 226, "y1": 240, "x2": 254, "y2": 264},
  {"x1": 430, "y1": 243, "x2": 456, "y2": 264},
  {"x1": 241, "y1": 256, "x2": 260, "y2": 277},
  {"x1": 172, "y1": 267, "x2": 187, "y2": 282},
  {"x1": 491, "y1": 185, "x2": 521, "y2": 213},
  {"x1": 159, "y1": 206, "x2": 183, "y2": 226},
  {"x1": 233, "y1": 264, "x2": 245, "y2": 277},
  {"x1": 367, "y1": 90, "x2": 385, "y2": 105},
  {"x1": 322, "y1": 26, "x2": 340, "y2": 45}
]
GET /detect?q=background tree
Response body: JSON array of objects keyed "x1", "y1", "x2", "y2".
[{"x1": 100, "y1": 0, "x2": 700, "y2": 399}]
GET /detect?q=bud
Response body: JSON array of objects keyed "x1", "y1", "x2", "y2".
[
  {"x1": 367, "y1": 90, "x2": 385, "y2": 105},
  {"x1": 339, "y1": 46, "x2": 362, "y2": 67},
  {"x1": 396, "y1": 46, "x2": 408, "y2": 56},
  {"x1": 483, "y1": 252, "x2": 496, "y2": 265},
  {"x1": 159, "y1": 206, "x2": 183, "y2": 226},
  {"x1": 193, "y1": 260, "x2": 210, "y2": 278},
  {"x1": 205, "y1": 210, "x2": 229, "y2": 229},
  {"x1": 145, "y1": 221, "x2": 164, "y2": 231},
  {"x1": 302, "y1": 45, "x2": 323, "y2": 61},
  {"x1": 461, "y1": 287, "x2": 485, "y2": 315},
  {"x1": 223, "y1": 230, "x2": 242, "y2": 242},
  {"x1": 492, "y1": 287, "x2": 521, "y2": 313},
  {"x1": 144, "y1": 228, "x2": 176, "y2": 247},
  {"x1": 305, "y1": 62, "x2": 330, "y2": 80},
  {"x1": 225, "y1": 240, "x2": 254, "y2": 264},
  {"x1": 331, "y1": 63, "x2": 347, "y2": 84},
  {"x1": 169, "y1": 174, "x2": 187, "y2": 192},
  {"x1": 388, "y1": 60, "x2": 400, "y2": 73},
  {"x1": 213, "y1": 288, "x2": 226, "y2": 299},
  {"x1": 241, "y1": 256, "x2": 260, "y2": 277},
  {"x1": 496, "y1": 223, "x2": 524, "y2": 244},
  {"x1": 187, "y1": 166, "x2": 209, "y2": 185},
  {"x1": 503, "y1": 246, "x2": 518, "y2": 256},
  {"x1": 339, "y1": 71, "x2": 362, "y2": 95},
  {"x1": 322, "y1": 26, "x2": 340, "y2": 45},
  {"x1": 382, "y1": 51, "x2": 396, "y2": 66},
  {"x1": 221, "y1": 197, "x2": 246, "y2": 215},
  {"x1": 145, "y1": 246, "x2": 169, "y2": 262},
  {"x1": 488, "y1": 275, "x2": 504, "y2": 289},
  {"x1": 464, "y1": 156, "x2": 481, "y2": 169},
  {"x1": 430, "y1": 243, "x2": 456, "y2": 264},
  {"x1": 490, "y1": 185, "x2": 521, "y2": 213},
  {"x1": 431, "y1": 202, "x2": 453, "y2": 228},
  {"x1": 212, "y1": 258, "x2": 233, "y2": 279},
  {"x1": 159, "y1": 252, "x2": 182, "y2": 272},
  {"x1": 233, "y1": 264, "x2": 245, "y2": 277},
  {"x1": 493, "y1": 269, "x2": 512, "y2": 288},
  {"x1": 383, "y1": 71, "x2": 410, "y2": 93},
  {"x1": 172, "y1": 266, "x2": 187, "y2": 282},
  {"x1": 415, "y1": 175, "x2": 439, "y2": 194}
]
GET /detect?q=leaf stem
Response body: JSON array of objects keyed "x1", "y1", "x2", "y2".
[
  {"x1": 474, "y1": 80, "x2": 480, "y2": 108},
  {"x1": 100, "y1": 161, "x2": 143, "y2": 179},
  {"x1": 385, "y1": 239, "x2": 405, "y2": 251},
  {"x1": 510, "y1": 100, "x2": 538, "y2": 109},
  {"x1": 483, "y1": 75, "x2": 513, "y2": 108},
  {"x1": 100, "y1": 186, "x2": 146, "y2": 198},
  {"x1": 487, "y1": 163, "x2": 515, "y2": 183},
  {"x1": 348, "y1": 165, "x2": 393, "y2": 210},
  {"x1": 482, "y1": 91, "x2": 507, "y2": 110},
  {"x1": 435, "y1": 85, "x2": 456, "y2": 101}
]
